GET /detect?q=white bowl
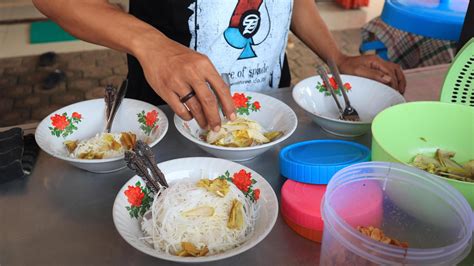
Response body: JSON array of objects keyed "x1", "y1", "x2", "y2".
[
  {"x1": 174, "y1": 92, "x2": 298, "y2": 161},
  {"x1": 35, "y1": 98, "x2": 169, "y2": 173},
  {"x1": 112, "y1": 157, "x2": 278, "y2": 263},
  {"x1": 293, "y1": 75, "x2": 405, "y2": 137}
]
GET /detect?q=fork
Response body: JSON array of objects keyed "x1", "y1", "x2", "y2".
[
  {"x1": 317, "y1": 66, "x2": 344, "y2": 120},
  {"x1": 327, "y1": 59, "x2": 360, "y2": 121}
]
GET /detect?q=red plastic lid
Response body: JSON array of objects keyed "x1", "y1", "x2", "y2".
[
  {"x1": 281, "y1": 180, "x2": 326, "y2": 231},
  {"x1": 281, "y1": 179, "x2": 384, "y2": 232}
]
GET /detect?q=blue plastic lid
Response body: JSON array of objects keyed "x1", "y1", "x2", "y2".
[
  {"x1": 381, "y1": 0, "x2": 468, "y2": 41},
  {"x1": 279, "y1": 140, "x2": 370, "y2": 184}
]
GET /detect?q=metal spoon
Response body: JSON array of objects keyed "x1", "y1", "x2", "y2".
[
  {"x1": 317, "y1": 65, "x2": 344, "y2": 120},
  {"x1": 326, "y1": 59, "x2": 360, "y2": 121},
  {"x1": 124, "y1": 140, "x2": 168, "y2": 194},
  {"x1": 104, "y1": 79, "x2": 128, "y2": 133},
  {"x1": 104, "y1": 84, "x2": 116, "y2": 121}
]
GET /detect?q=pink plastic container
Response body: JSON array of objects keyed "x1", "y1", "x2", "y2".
[{"x1": 280, "y1": 179, "x2": 383, "y2": 243}]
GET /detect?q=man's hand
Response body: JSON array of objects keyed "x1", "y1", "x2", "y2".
[
  {"x1": 337, "y1": 55, "x2": 406, "y2": 94},
  {"x1": 32, "y1": 0, "x2": 235, "y2": 132},
  {"x1": 135, "y1": 39, "x2": 236, "y2": 131},
  {"x1": 291, "y1": 0, "x2": 407, "y2": 94}
]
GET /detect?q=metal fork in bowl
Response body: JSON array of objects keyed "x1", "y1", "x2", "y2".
[
  {"x1": 317, "y1": 65, "x2": 344, "y2": 120},
  {"x1": 326, "y1": 59, "x2": 360, "y2": 121}
]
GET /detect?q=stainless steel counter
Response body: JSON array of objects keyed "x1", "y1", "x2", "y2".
[{"x1": 1, "y1": 88, "x2": 471, "y2": 265}]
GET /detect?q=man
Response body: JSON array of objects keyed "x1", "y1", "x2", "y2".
[{"x1": 33, "y1": 0, "x2": 406, "y2": 132}]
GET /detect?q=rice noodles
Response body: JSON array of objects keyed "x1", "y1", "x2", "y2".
[{"x1": 140, "y1": 178, "x2": 258, "y2": 256}]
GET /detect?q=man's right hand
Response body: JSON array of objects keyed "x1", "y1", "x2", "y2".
[
  {"x1": 135, "y1": 37, "x2": 236, "y2": 132},
  {"x1": 32, "y1": 0, "x2": 235, "y2": 131}
]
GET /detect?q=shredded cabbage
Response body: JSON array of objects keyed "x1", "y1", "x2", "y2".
[
  {"x1": 70, "y1": 133, "x2": 125, "y2": 159},
  {"x1": 205, "y1": 117, "x2": 282, "y2": 147}
]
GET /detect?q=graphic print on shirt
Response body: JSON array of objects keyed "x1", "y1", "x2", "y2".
[
  {"x1": 223, "y1": 0, "x2": 268, "y2": 60},
  {"x1": 188, "y1": 0, "x2": 293, "y2": 92}
]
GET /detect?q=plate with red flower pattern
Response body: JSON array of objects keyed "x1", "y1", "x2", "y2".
[
  {"x1": 174, "y1": 91, "x2": 298, "y2": 161},
  {"x1": 112, "y1": 157, "x2": 278, "y2": 263},
  {"x1": 292, "y1": 75, "x2": 405, "y2": 137},
  {"x1": 35, "y1": 98, "x2": 168, "y2": 173}
]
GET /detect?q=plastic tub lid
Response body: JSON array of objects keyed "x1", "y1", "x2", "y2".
[
  {"x1": 280, "y1": 140, "x2": 370, "y2": 184},
  {"x1": 281, "y1": 179, "x2": 383, "y2": 242}
]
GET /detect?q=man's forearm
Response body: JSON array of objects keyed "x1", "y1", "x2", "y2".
[
  {"x1": 33, "y1": 0, "x2": 169, "y2": 61},
  {"x1": 290, "y1": 0, "x2": 347, "y2": 65}
]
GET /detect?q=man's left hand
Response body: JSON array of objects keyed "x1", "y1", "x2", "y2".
[{"x1": 337, "y1": 55, "x2": 406, "y2": 94}]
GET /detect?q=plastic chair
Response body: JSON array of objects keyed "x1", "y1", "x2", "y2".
[
  {"x1": 381, "y1": 0, "x2": 468, "y2": 41},
  {"x1": 360, "y1": 0, "x2": 468, "y2": 61},
  {"x1": 440, "y1": 38, "x2": 474, "y2": 107},
  {"x1": 359, "y1": 40, "x2": 389, "y2": 61}
]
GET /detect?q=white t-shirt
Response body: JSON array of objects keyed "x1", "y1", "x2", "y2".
[{"x1": 187, "y1": 0, "x2": 294, "y2": 91}]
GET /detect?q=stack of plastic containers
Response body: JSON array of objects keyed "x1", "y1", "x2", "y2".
[{"x1": 279, "y1": 140, "x2": 373, "y2": 243}]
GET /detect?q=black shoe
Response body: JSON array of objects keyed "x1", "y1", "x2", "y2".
[
  {"x1": 38, "y1": 51, "x2": 57, "y2": 67},
  {"x1": 42, "y1": 69, "x2": 65, "y2": 90}
]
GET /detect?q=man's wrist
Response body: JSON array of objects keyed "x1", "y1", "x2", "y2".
[
  {"x1": 334, "y1": 53, "x2": 350, "y2": 67},
  {"x1": 130, "y1": 28, "x2": 166, "y2": 60}
]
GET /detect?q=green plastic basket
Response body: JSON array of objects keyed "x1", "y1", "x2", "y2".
[{"x1": 440, "y1": 38, "x2": 474, "y2": 107}]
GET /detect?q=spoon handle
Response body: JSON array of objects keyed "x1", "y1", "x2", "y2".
[
  {"x1": 327, "y1": 59, "x2": 351, "y2": 106},
  {"x1": 104, "y1": 84, "x2": 116, "y2": 122},
  {"x1": 317, "y1": 66, "x2": 344, "y2": 115},
  {"x1": 105, "y1": 79, "x2": 128, "y2": 133}
]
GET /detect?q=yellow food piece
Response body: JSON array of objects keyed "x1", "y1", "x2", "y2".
[
  {"x1": 234, "y1": 129, "x2": 249, "y2": 139},
  {"x1": 357, "y1": 226, "x2": 408, "y2": 248},
  {"x1": 102, "y1": 133, "x2": 115, "y2": 144},
  {"x1": 78, "y1": 151, "x2": 104, "y2": 159},
  {"x1": 227, "y1": 199, "x2": 244, "y2": 230},
  {"x1": 101, "y1": 133, "x2": 121, "y2": 151},
  {"x1": 110, "y1": 139, "x2": 121, "y2": 150},
  {"x1": 411, "y1": 149, "x2": 473, "y2": 182},
  {"x1": 182, "y1": 206, "x2": 215, "y2": 218},
  {"x1": 120, "y1": 132, "x2": 137, "y2": 150},
  {"x1": 196, "y1": 178, "x2": 230, "y2": 197},
  {"x1": 463, "y1": 160, "x2": 474, "y2": 176},
  {"x1": 64, "y1": 140, "x2": 78, "y2": 153},
  {"x1": 177, "y1": 242, "x2": 209, "y2": 257},
  {"x1": 264, "y1": 131, "x2": 283, "y2": 141}
]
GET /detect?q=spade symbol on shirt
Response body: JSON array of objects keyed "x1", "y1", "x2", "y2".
[{"x1": 224, "y1": 0, "x2": 264, "y2": 60}]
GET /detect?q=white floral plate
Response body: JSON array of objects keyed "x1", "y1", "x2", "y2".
[
  {"x1": 293, "y1": 75, "x2": 405, "y2": 137},
  {"x1": 35, "y1": 98, "x2": 168, "y2": 173},
  {"x1": 112, "y1": 157, "x2": 278, "y2": 263},
  {"x1": 174, "y1": 92, "x2": 298, "y2": 161}
]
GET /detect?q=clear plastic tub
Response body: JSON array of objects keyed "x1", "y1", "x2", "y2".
[{"x1": 320, "y1": 162, "x2": 473, "y2": 265}]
